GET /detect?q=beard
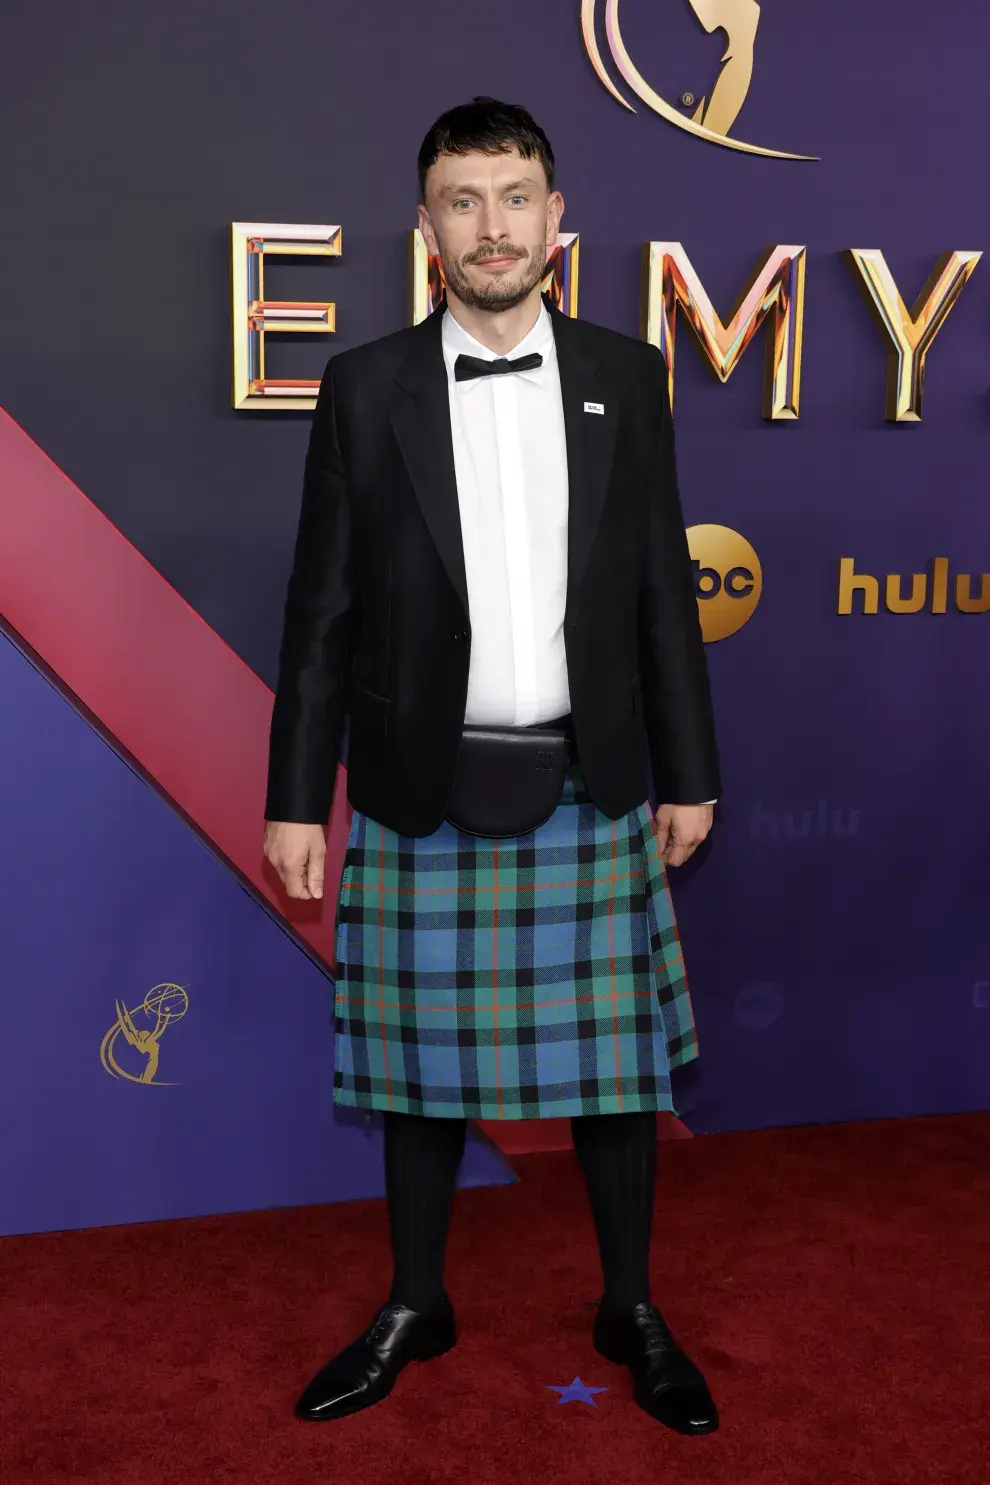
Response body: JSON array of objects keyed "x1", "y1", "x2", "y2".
[{"x1": 440, "y1": 238, "x2": 548, "y2": 312}]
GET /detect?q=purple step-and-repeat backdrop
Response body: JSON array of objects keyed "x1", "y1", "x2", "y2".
[
  {"x1": 0, "y1": 629, "x2": 512, "y2": 1236},
  {"x1": 1, "y1": 0, "x2": 988, "y2": 1234}
]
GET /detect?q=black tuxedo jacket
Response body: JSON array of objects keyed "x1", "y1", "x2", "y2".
[{"x1": 264, "y1": 295, "x2": 721, "y2": 835}]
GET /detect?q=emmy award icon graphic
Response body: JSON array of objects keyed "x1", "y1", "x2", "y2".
[
  {"x1": 100, "y1": 982, "x2": 189, "y2": 1086},
  {"x1": 581, "y1": 0, "x2": 817, "y2": 160}
]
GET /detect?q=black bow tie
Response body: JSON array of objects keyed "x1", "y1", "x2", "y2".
[{"x1": 454, "y1": 351, "x2": 543, "y2": 383}]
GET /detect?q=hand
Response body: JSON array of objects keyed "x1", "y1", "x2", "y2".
[
  {"x1": 263, "y1": 821, "x2": 327, "y2": 900},
  {"x1": 652, "y1": 803, "x2": 714, "y2": 867}
]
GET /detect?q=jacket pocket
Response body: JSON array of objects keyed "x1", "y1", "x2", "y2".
[
  {"x1": 353, "y1": 678, "x2": 391, "y2": 705},
  {"x1": 351, "y1": 679, "x2": 391, "y2": 739}
]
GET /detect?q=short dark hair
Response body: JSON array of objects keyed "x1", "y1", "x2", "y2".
[{"x1": 417, "y1": 96, "x2": 555, "y2": 201}]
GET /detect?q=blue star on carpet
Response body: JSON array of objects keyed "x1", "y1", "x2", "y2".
[{"x1": 546, "y1": 1376, "x2": 608, "y2": 1408}]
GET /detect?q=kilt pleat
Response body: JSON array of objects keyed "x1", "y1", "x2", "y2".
[{"x1": 331, "y1": 759, "x2": 698, "y2": 1119}]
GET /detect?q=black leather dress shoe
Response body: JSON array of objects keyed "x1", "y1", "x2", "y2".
[
  {"x1": 593, "y1": 1301, "x2": 719, "y2": 1435},
  {"x1": 294, "y1": 1295, "x2": 456, "y2": 1421}
]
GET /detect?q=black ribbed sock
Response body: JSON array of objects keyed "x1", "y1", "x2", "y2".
[
  {"x1": 383, "y1": 1110, "x2": 467, "y2": 1314},
  {"x1": 571, "y1": 1110, "x2": 658, "y2": 1313}
]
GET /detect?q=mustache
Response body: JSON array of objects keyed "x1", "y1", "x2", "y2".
[{"x1": 464, "y1": 244, "x2": 528, "y2": 264}]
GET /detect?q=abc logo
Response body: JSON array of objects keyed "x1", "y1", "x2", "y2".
[{"x1": 686, "y1": 525, "x2": 762, "y2": 642}]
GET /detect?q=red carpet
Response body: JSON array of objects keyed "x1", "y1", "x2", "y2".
[{"x1": 2, "y1": 1113, "x2": 987, "y2": 1485}]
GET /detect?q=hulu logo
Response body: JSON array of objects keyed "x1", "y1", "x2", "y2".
[
  {"x1": 750, "y1": 802, "x2": 861, "y2": 842},
  {"x1": 838, "y1": 558, "x2": 990, "y2": 615}
]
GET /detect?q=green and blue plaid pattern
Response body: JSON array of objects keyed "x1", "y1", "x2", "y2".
[{"x1": 332, "y1": 759, "x2": 698, "y2": 1119}]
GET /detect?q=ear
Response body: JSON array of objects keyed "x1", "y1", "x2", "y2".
[
  {"x1": 546, "y1": 190, "x2": 565, "y2": 249},
  {"x1": 418, "y1": 202, "x2": 439, "y2": 256}
]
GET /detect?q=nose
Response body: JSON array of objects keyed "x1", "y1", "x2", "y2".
[{"x1": 476, "y1": 197, "x2": 509, "y2": 243}]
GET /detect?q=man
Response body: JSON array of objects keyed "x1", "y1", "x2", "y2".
[{"x1": 263, "y1": 97, "x2": 721, "y2": 1435}]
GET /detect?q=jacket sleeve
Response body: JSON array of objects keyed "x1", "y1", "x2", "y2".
[
  {"x1": 264, "y1": 356, "x2": 357, "y2": 824},
  {"x1": 639, "y1": 344, "x2": 722, "y2": 805}
]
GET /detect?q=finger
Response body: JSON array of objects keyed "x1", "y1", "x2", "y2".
[
  {"x1": 308, "y1": 852, "x2": 325, "y2": 900},
  {"x1": 653, "y1": 818, "x2": 671, "y2": 853},
  {"x1": 666, "y1": 833, "x2": 698, "y2": 866},
  {"x1": 282, "y1": 860, "x2": 311, "y2": 899},
  {"x1": 673, "y1": 837, "x2": 704, "y2": 866}
]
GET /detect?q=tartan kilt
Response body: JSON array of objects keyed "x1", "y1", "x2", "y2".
[{"x1": 331, "y1": 757, "x2": 698, "y2": 1120}]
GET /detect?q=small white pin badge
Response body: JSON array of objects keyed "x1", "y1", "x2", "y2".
[{"x1": 584, "y1": 401, "x2": 605, "y2": 415}]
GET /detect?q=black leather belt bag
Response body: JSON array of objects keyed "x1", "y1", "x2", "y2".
[{"x1": 444, "y1": 716, "x2": 574, "y2": 837}]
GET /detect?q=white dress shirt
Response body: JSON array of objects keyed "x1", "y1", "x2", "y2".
[
  {"x1": 441, "y1": 303, "x2": 569, "y2": 727},
  {"x1": 440, "y1": 301, "x2": 716, "y2": 805}
]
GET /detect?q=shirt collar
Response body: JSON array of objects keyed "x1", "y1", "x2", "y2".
[{"x1": 441, "y1": 299, "x2": 555, "y2": 388}]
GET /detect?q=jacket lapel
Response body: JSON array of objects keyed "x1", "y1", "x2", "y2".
[
  {"x1": 548, "y1": 299, "x2": 616, "y2": 617},
  {"x1": 390, "y1": 306, "x2": 470, "y2": 618}
]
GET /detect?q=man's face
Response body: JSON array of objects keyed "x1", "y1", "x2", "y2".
[{"x1": 418, "y1": 147, "x2": 564, "y2": 313}]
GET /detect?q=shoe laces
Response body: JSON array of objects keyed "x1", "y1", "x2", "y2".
[
  {"x1": 637, "y1": 1306, "x2": 673, "y2": 1355},
  {"x1": 367, "y1": 1303, "x2": 403, "y2": 1343}
]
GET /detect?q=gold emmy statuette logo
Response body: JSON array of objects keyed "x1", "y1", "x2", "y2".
[
  {"x1": 581, "y1": 0, "x2": 817, "y2": 160},
  {"x1": 688, "y1": 524, "x2": 762, "y2": 640},
  {"x1": 100, "y1": 982, "x2": 189, "y2": 1086}
]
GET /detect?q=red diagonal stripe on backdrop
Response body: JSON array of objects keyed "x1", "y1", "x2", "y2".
[
  {"x1": 0, "y1": 405, "x2": 351, "y2": 968},
  {"x1": 0, "y1": 403, "x2": 690, "y2": 1152}
]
